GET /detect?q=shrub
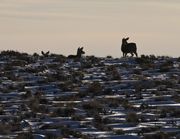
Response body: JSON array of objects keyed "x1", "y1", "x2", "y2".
[
  {"x1": 115, "y1": 129, "x2": 125, "y2": 135},
  {"x1": 143, "y1": 131, "x2": 169, "y2": 139},
  {"x1": 0, "y1": 124, "x2": 12, "y2": 134},
  {"x1": 52, "y1": 107, "x2": 75, "y2": 117},
  {"x1": 135, "y1": 55, "x2": 155, "y2": 69},
  {"x1": 15, "y1": 132, "x2": 34, "y2": 139},
  {"x1": 93, "y1": 115, "x2": 111, "y2": 131},
  {"x1": 0, "y1": 106, "x2": 4, "y2": 115},
  {"x1": 61, "y1": 126, "x2": 82, "y2": 138},
  {"x1": 126, "y1": 112, "x2": 139, "y2": 123},
  {"x1": 159, "y1": 60, "x2": 173, "y2": 72},
  {"x1": 71, "y1": 115, "x2": 84, "y2": 121},
  {"x1": 88, "y1": 82, "x2": 103, "y2": 94},
  {"x1": 106, "y1": 65, "x2": 121, "y2": 80},
  {"x1": 160, "y1": 108, "x2": 180, "y2": 118},
  {"x1": 21, "y1": 91, "x2": 32, "y2": 99},
  {"x1": 82, "y1": 100, "x2": 103, "y2": 113}
]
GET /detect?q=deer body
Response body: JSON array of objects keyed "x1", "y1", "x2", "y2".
[{"x1": 121, "y1": 37, "x2": 138, "y2": 57}]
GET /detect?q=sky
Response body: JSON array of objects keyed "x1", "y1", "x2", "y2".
[{"x1": 0, "y1": 0, "x2": 180, "y2": 57}]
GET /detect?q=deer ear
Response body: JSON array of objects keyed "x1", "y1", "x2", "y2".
[
  {"x1": 126, "y1": 37, "x2": 129, "y2": 40},
  {"x1": 81, "y1": 47, "x2": 84, "y2": 50}
]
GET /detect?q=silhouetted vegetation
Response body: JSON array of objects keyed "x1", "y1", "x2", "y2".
[
  {"x1": 143, "y1": 132, "x2": 169, "y2": 139},
  {"x1": 106, "y1": 65, "x2": 121, "y2": 80},
  {"x1": 15, "y1": 132, "x2": 34, "y2": 139},
  {"x1": 87, "y1": 81, "x2": 103, "y2": 95},
  {"x1": 126, "y1": 112, "x2": 139, "y2": 123},
  {"x1": 52, "y1": 107, "x2": 75, "y2": 117}
]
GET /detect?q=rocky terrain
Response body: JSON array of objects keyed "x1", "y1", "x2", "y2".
[{"x1": 0, "y1": 51, "x2": 179, "y2": 139}]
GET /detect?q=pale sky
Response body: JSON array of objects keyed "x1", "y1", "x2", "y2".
[{"x1": 0, "y1": 0, "x2": 180, "y2": 57}]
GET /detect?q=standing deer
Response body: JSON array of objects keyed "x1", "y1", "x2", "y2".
[
  {"x1": 68, "y1": 47, "x2": 85, "y2": 59},
  {"x1": 121, "y1": 37, "x2": 138, "y2": 57}
]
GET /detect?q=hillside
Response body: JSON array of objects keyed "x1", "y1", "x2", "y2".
[{"x1": 0, "y1": 51, "x2": 179, "y2": 139}]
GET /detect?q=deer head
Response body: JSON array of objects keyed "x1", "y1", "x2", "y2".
[{"x1": 122, "y1": 37, "x2": 129, "y2": 45}]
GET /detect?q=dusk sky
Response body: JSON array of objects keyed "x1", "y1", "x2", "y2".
[{"x1": 0, "y1": 0, "x2": 180, "y2": 57}]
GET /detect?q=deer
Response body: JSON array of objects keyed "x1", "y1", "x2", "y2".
[
  {"x1": 121, "y1": 37, "x2": 138, "y2": 57},
  {"x1": 41, "y1": 51, "x2": 50, "y2": 57},
  {"x1": 68, "y1": 47, "x2": 85, "y2": 59}
]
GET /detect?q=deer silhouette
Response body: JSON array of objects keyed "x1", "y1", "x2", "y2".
[
  {"x1": 121, "y1": 37, "x2": 138, "y2": 57},
  {"x1": 68, "y1": 47, "x2": 85, "y2": 59},
  {"x1": 41, "y1": 51, "x2": 50, "y2": 57}
]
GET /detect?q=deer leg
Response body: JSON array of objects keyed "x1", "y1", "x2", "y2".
[
  {"x1": 131, "y1": 53, "x2": 134, "y2": 57},
  {"x1": 135, "y1": 52, "x2": 138, "y2": 57}
]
